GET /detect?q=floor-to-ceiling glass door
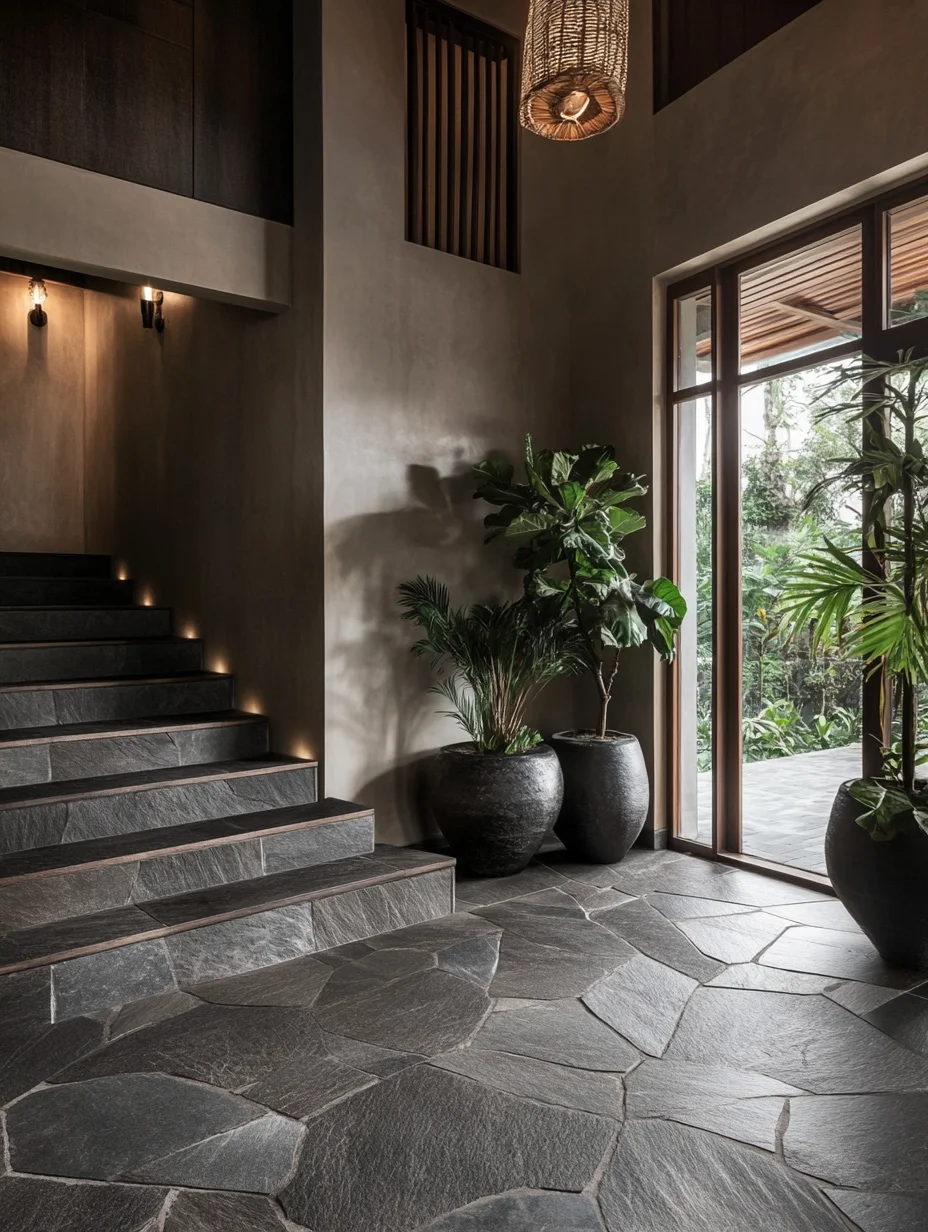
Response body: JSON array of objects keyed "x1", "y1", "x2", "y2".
[{"x1": 669, "y1": 182, "x2": 928, "y2": 885}]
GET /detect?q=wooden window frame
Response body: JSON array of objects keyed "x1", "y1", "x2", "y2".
[{"x1": 664, "y1": 176, "x2": 928, "y2": 891}]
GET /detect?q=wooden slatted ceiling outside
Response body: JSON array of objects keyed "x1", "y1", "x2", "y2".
[{"x1": 693, "y1": 199, "x2": 928, "y2": 369}]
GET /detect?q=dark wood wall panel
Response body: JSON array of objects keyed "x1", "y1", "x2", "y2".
[
  {"x1": 83, "y1": 10, "x2": 194, "y2": 195},
  {"x1": 0, "y1": 0, "x2": 292, "y2": 223},
  {"x1": 193, "y1": 0, "x2": 294, "y2": 224},
  {"x1": 0, "y1": 2, "x2": 84, "y2": 165},
  {"x1": 655, "y1": 0, "x2": 824, "y2": 109}
]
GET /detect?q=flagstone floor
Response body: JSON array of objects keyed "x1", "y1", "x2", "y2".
[{"x1": 2, "y1": 846, "x2": 928, "y2": 1231}]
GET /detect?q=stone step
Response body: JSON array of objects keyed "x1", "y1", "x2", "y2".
[
  {"x1": 0, "y1": 605, "x2": 173, "y2": 642},
  {"x1": 0, "y1": 756, "x2": 318, "y2": 855},
  {"x1": 0, "y1": 798, "x2": 376, "y2": 931},
  {"x1": 0, "y1": 637, "x2": 203, "y2": 684},
  {"x1": 0, "y1": 711, "x2": 270, "y2": 789},
  {"x1": 0, "y1": 671, "x2": 234, "y2": 731},
  {"x1": 0, "y1": 578, "x2": 135, "y2": 606},
  {"x1": 0, "y1": 847, "x2": 455, "y2": 1020},
  {"x1": 0, "y1": 552, "x2": 112, "y2": 578}
]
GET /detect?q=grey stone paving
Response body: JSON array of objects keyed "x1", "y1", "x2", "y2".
[
  {"x1": 698, "y1": 744, "x2": 862, "y2": 873},
  {"x1": 2, "y1": 849, "x2": 928, "y2": 1231}
]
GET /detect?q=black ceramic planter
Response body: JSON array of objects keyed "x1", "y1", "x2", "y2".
[
  {"x1": 429, "y1": 742, "x2": 563, "y2": 877},
  {"x1": 551, "y1": 731, "x2": 649, "y2": 865},
  {"x1": 826, "y1": 781, "x2": 928, "y2": 969}
]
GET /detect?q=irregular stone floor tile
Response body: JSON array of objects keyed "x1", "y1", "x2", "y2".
[
  {"x1": 419, "y1": 1192, "x2": 605, "y2": 1230},
  {"x1": 502, "y1": 887, "x2": 590, "y2": 916},
  {"x1": 667, "y1": 988, "x2": 928, "y2": 1092},
  {"x1": 472, "y1": 1000, "x2": 639, "y2": 1072},
  {"x1": 673, "y1": 911, "x2": 790, "y2": 965},
  {"x1": 595, "y1": 898, "x2": 723, "y2": 982},
  {"x1": 280, "y1": 1064, "x2": 614, "y2": 1232},
  {"x1": 766, "y1": 899, "x2": 862, "y2": 932},
  {"x1": 314, "y1": 948, "x2": 436, "y2": 1008},
  {"x1": 626, "y1": 1059, "x2": 802, "y2": 1150},
  {"x1": 824, "y1": 981, "x2": 906, "y2": 1017},
  {"x1": 760, "y1": 926, "x2": 923, "y2": 988},
  {"x1": 863, "y1": 991, "x2": 928, "y2": 1057},
  {"x1": 706, "y1": 964, "x2": 838, "y2": 995},
  {"x1": 0, "y1": 1012, "x2": 103, "y2": 1105},
  {"x1": 785, "y1": 1094, "x2": 928, "y2": 1191},
  {"x1": 454, "y1": 863, "x2": 568, "y2": 907},
  {"x1": 321, "y1": 1030, "x2": 423, "y2": 1076},
  {"x1": 163, "y1": 1190, "x2": 294, "y2": 1232},
  {"x1": 242, "y1": 1050, "x2": 377, "y2": 1119},
  {"x1": 128, "y1": 1111, "x2": 303, "y2": 1192},
  {"x1": 313, "y1": 968, "x2": 491, "y2": 1056},
  {"x1": 109, "y1": 989, "x2": 203, "y2": 1038},
  {"x1": 647, "y1": 892, "x2": 756, "y2": 920},
  {"x1": 436, "y1": 934, "x2": 500, "y2": 988},
  {"x1": 488, "y1": 932, "x2": 620, "y2": 1000},
  {"x1": 189, "y1": 954, "x2": 333, "y2": 1007},
  {"x1": 432, "y1": 1047, "x2": 624, "y2": 1118},
  {"x1": 600, "y1": 1120, "x2": 848, "y2": 1232},
  {"x1": 825, "y1": 1189, "x2": 928, "y2": 1232},
  {"x1": 582, "y1": 955, "x2": 698, "y2": 1056},
  {"x1": 8, "y1": 1074, "x2": 266, "y2": 1181},
  {"x1": 51, "y1": 1003, "x2": 327, "y2": 1089},
  {"x1": 475, "y1": 903, "x2": 638, "y2": 959},
  {"x1": 0, "y1": 1176, "x2": 165, "y2": 1232}
]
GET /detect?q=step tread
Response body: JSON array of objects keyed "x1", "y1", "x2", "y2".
[
  {"x1": 0, "y1": 710, "x2": 266, "y2": 749},
  {"x1": 0, "y1": 553, "x2": 112, "y2": 578},
  {"x1": 0, "y1": 670, "x2": 229, "y2": 694},
  {"x1": 0, "y1": 847, "x2": 454, "y2": 973},
  {"x1": 0, "y1": 756, "x2": 317, "y2": 810},
  {"x1": 0, "y1": 637, "x2": 200, "y2": 650},
  {"x1": 0, "y1": 797, "x2": 374, "y2": 882}
]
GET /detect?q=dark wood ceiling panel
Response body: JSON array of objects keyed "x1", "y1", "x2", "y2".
[{"x1": 655, "y1": 0, "x2": 824, "y2": 110}]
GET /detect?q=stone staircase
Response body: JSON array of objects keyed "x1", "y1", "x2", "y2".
[{"x1": 0, "y1": 552, "x2": 454, "y2": 1020}]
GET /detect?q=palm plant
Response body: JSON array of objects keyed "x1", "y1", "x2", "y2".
[
  {"x1": 780, "y1": 353, "x2": 928, "y2": 839},
  {"x1": 398, "y1": 576, "x2": 581, "y2": 754}
]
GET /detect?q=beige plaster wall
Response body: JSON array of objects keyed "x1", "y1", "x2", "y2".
[
  {"x1": 0, "y1": 272, "x2": 86, "y2": 553},
  {"x1": 319, "y1": 0, "x2": 588, "y2": 844}
]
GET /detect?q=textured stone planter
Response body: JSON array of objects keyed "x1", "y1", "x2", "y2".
[
  {"x1": 429, "y1": 743, "x2": 563, "y2": 877},
  {"x1": 826, "y1": 781, "x2": 928, "y2": 969},
  {"x1": 551, "y1": 731, "x2": 649, "y2": 865}
]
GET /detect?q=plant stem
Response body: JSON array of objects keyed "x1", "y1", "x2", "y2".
[
  {"x1": 902, "y1": 371, "x2": 918, "y2": 793},
  {"x1": 567, "y1": 555, "x2": 610, "y2": 735}
]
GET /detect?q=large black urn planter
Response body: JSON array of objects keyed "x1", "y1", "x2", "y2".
[
  {"x1": 551, "y1": 731, "x2": 649, "y2": 864},
  {"x1": 826, "y1": 782, "x2": 928, "y2": 969},
  {"x1": 429, "y1": 742, "x2": 564, "y2": 877}
]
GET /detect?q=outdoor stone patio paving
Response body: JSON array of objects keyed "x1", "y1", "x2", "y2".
[
  {"x1": 2, "y1": 846, "x2": 928, "y2": 1231},
  {"x1": 698, "y1": 744, "x2": 862, "y2": 874}
]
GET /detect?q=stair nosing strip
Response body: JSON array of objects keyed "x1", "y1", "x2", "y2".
[
  {"x1": 0, "y1": 805, "x2": 375, "y2": 884},
  {"x1": 0, "y1": 638, "x2": 202, "y2": 650},
  {"x1": 0, "y1": 759, "x2": 318, "y2": 810},
  {"x1": 0, "y1": 606, "x2": 171, "y2": 613},
  {"x1": 0, "y1": 713, "x2": 265, "y2": 749},
  {"x1": 0, "y1": 859, "x2": 455, "y2": 975}
]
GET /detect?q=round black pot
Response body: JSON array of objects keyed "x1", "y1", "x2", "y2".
[
  {"x1": 826, "y1": 781, "x2": 928, "y2": 969},
  {"x1": 429, "y1": 742, "x2": 563, "y2": 877},
  {"x1": 551, "y1": 731, "x2": 649, "y2": 865}
]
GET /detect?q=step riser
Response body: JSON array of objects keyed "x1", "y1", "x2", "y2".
[
  {"x1": 0, "y1": 677, "x2": 234, "y2": 731},
  {"x1": 0, "y1": 609, "x2": 172, "y2": 643},
  {"x1": 0, "y1": 641, "x2": 203, "y2": 684},
  {"x1": 0, "y1": 554, "x2": 112, "y2": 579},
  {"x1": 0, "y1": 579, "x2": 135, "y2": 606},
  {"x1": 0, "y1": 815, "x2": 375, "y2": 932},
  {"x1": 0, "y1": 721, "x2": 270, "y2": 790},
  {"x1": 0, "y1": 765, "x2": 318, "y2": 855},
  {"x1": 45, "y1": 867, "x2": 454, "y2": 1020}
]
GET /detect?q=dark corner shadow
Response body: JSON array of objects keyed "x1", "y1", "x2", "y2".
[{"x1": 325, "y1": 457, "x2": 521, "y2": 840}]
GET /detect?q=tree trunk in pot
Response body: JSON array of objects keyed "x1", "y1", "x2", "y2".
[
  {"x1": 429, "y1": 743, "x2": 563, "y2": 878},
  {"x1": 827, "y1": 782, "x2": 928, "y2": 969},
  {"x1": 551, "y1": 731, "x2": 649, "y2": 864}
]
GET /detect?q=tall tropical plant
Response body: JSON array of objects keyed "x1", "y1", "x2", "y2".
[
  {"x1": 474, "y1": 437, "x2": 686, "y2": 739},
  {"x1": 398, "y1": 577, "x2": 581, "y2": 754},
  {"x1": 780, "y1": 353, "x2": 928, "y2": 839}
]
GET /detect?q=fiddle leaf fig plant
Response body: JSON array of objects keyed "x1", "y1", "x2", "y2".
[{"x1": 475, "y1": 437, "x2": 687, "y2": 739}]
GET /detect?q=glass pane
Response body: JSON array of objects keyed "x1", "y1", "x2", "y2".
[
  {"x1": 675, "y1": 288, "x2": 713, "y2": 390},
  {"x1": 739, "y1": 360, "x2": 862, "y2": 875},
  {"x1": 676, "y1": 395, "x2": 713, "y2": 844},
  {"x1": 739, "y1": 227, "x2": 863, "y2": 374},
  {"x1": 888, "y1": 195, "x2": 928, "y2": 326}
]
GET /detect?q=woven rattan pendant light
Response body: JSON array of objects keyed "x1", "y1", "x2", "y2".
[{"x1": 521, "y1": 0, "x2": 630, "y2": 141}]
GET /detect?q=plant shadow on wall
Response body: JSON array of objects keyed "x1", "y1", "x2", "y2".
[{"x1": 325, "y1": 458, "x2": 525, "y2": 843}]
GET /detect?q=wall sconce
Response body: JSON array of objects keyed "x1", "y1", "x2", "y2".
[
  {"x1": 140, "y1": 286, "x2": 165, "y2": 333},
  {"x1": 28, "y1": 279, "x2": 48, "y2": 328}
]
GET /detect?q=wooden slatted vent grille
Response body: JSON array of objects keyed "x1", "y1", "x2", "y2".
[{"x1": 406, "y1": 0, "x2": 520, "y2": 272}]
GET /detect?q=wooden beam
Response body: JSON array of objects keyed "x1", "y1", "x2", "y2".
[{"x1": 771, "y1": 299, "x2": 862, "y2": 336}]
